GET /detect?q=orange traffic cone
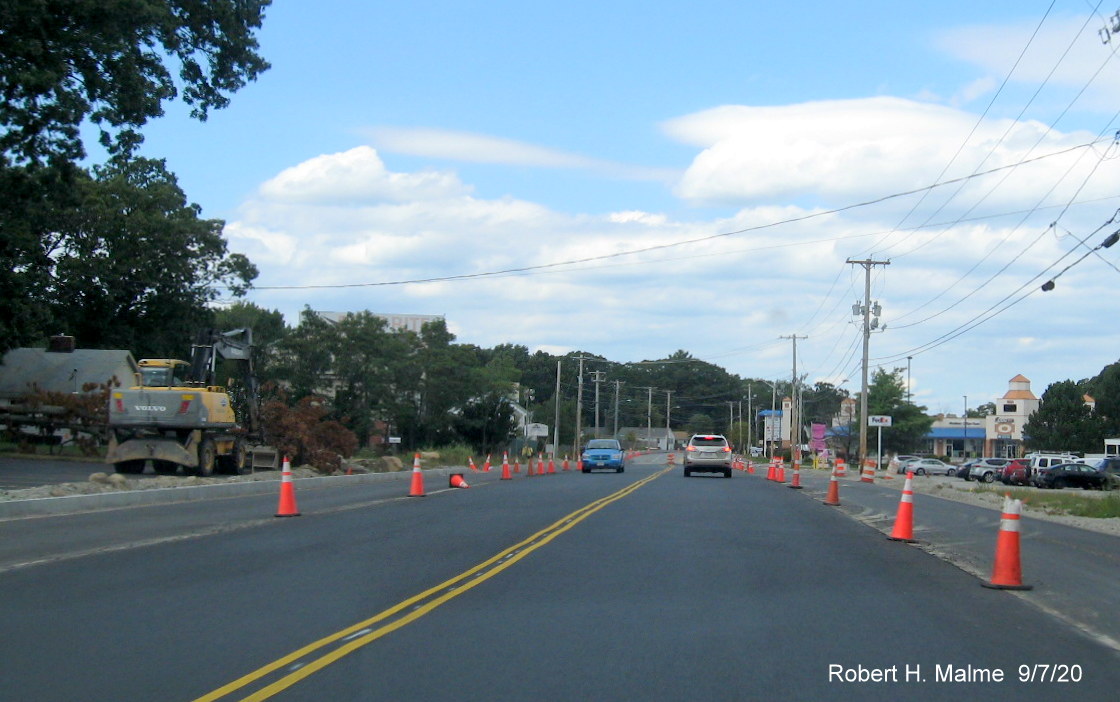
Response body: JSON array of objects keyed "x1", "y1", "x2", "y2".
[
  {"x1": 275, "y1": 456, "x2": 301, "y2": 517},
  {"x1": 537, "y1": 454, "x2": 545, "y2": 476},
  {"x1": 787, "y1": 465, "x2": 803, "y2": 489},
  {"x1": 547, "y1": 456, "x2": 555, "y2": 474},
  {"x1": 408, "y1": 453, "x2": 425, "y2": 497},
  {"x1": 563, "y1": 456, "x2": 570, "y2": 471},
  {"x1": 888, "y1": 472, "x2": 917, "y2": 542},
  {"x1": 483, "y1": 455, "x2": 491, "y2": 472},
  {"x1": 449, "y1": 472, "x2": 470, "y2": 488},
  {"x1": 577, "y1": 458, "x2": 584, "y2": 472},
  {"x1": 500, "y1": 452, "x2": 512, "y2": 480},
  {"x1": 514, "y1": 458, "x2": 521, "y2": 474},
  {"x1": 747, "y1": 461, "x2": 755, "y2": 474},
  {"x1": 778, "y1": 464, "x2": 786, "y2": 483},
  {"x1": 824, "y1": 467, "x2": 841, "y2": 506},
  {"x1": 468, "y1": 456, "x2": 478, "y2": 472},
  {"x1": 983, "y1": 496, "x2": 1032, "y2": 590}
]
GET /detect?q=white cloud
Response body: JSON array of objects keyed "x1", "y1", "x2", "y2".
[
  {"x1": 365, "y1": 126, "x2": 678, "y2": 183},
  {"x1": 259, "y1": 145, "x2": 470, "y2": 204},
  {"x1": 661, "y1": 97, "x2": 1116, "y2": 210}
]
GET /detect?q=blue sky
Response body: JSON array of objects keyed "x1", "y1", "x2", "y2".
[{"x1": 133, "y1": 1, "x2": 1120, "y2": 418}]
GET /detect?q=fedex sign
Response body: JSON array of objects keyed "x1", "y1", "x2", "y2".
[{"x1": 868, "y1": 415, "x2": 893, "y2": 427}]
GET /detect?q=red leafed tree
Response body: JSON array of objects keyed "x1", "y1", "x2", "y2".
[{"x1": 260, "y1": 395, "x2": 358, "y2": 473}]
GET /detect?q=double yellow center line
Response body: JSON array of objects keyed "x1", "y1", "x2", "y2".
[{"x1": 196, "y1": 467, "x2": 670, "y2": 701}]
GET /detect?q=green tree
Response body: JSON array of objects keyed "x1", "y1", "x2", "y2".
[
  {"x1": 43, "y1": 157, "x2": 256, "y2": 356},
  {"x1": 684, "y1": 412, "x2": 715, "y2": 435},
  {"x1": 865, "y1": 368, "x2": 933, "y2": 455},
  {"x1": 1088, "y1": 361, "x2": 1120, "y2": 438},
  {"x1": 0, "y1": 0, "x2": 271, "y2": 351},
  {"x1": 1023, "y1": 380, "x2": 1103, "y2": 453},
  {"x1": 274, "y1": 308, "x2": 337, "y2": 401},
  {"x1": 0, "y1": 0, "x2": 271, "y2": 164}
]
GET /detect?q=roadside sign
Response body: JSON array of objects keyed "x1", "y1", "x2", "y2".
[{"x1": 868, "y1": 415, "x2": 892, "y2": 427}]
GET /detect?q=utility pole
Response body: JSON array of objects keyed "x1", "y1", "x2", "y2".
[
  {"x1": 665, "y1": 390, "x2": 674, "y2": 443},
  {"x1": 639, "y1": 386, "x2": 655, "y2": 449},
  {"x1": 590, "y1": 370, "x2": 606, "y2": 439},
  {"x1": 847, "y1": 258, "x2": 890, "y2": 470},
  {"x1": 553, "y1": 360, "x2": 561, "y2": 455},
  {"x1": 780, "y1": 335, "x2": 807, "y2": 462},
  {"x1": 613, "y1": 380, "x2": 623, "y2": 438},
  {"x1": 575, "y1": 357, "x2": 584, "y2": 456},
  {"x1": 746, "y1": 383, "x2": 756, "y2": 453}
]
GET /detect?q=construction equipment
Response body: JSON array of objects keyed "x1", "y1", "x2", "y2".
[{"x1": 105, "y1": 329, "x2": 277, "y2": 476}]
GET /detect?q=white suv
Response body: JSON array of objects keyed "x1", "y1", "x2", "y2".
[{"x1": 683, "y1": 434, "x2": 733, "y2": 478}]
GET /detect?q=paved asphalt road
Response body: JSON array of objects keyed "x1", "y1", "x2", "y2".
[{"x1": 2, "y1": 454, "x2": 1119, "y2": 701}]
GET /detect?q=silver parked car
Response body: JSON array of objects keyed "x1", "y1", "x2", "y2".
[
  {"x1": 965, "y1": 457, "x2": 1010, "y2": 483},
  {"x1": 900, "y1": 457, "x2": 955, "y2": 476}
]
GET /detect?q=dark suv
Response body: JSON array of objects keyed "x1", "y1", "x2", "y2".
[{"x1": 683, "y1": 434, "x2": 733, "y2": 478}]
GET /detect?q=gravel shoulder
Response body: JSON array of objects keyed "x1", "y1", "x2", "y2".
[{"x1": 858, "y1": 471, "x2": 1120, "y2": 537}]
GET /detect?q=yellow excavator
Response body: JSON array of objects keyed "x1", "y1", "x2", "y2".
[{"x1": 105, "y1": 329, "x2": 277, "y2": 476}]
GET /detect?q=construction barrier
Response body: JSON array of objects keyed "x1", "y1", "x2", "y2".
[
  {"x1": 835, "y1": 457, "x2": 847, "y2": 477},
  {"x1": 860, "y1": 459, "x2": 875, "y2": 483}
]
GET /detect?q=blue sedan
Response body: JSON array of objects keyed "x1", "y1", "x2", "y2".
[{"x1": 581, "y1": 439, "x2": 625, "y2": 473}]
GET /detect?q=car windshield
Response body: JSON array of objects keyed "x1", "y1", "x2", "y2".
[{"x1": 586, "y1": 440, "x2": 620, "y2": 450}]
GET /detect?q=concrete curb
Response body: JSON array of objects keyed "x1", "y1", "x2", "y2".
[{"x1": 0, "y1": 468, "x2": 456, "y2": 519}]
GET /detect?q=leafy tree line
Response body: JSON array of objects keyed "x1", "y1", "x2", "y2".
[
  {"x1": 212, "y1": 305, "x2": 859, "y2": 455},
  {"x1": 1023, "y1": 362, "x2": 1120, "y2": 453}
]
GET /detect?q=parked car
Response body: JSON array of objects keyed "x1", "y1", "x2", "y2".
[
  {"x1": 1032, "y1": 462, "x2": 1109, "y2": 490},
  {"x1": 581, "y1": 439, "x2": 625, "y2": 473},
  {"x1": 895, "y1": 456, "x2": 924, "y2": 474},
  {"x1": 683, "y1": 434, "x2": 733, "y2": 478},
  {"x1": 1086, "y1": 457, "x2": 1120, "y2": 489},
  {"x1": 999, "y1": 459, "x2": 1031, "y2": 486},
  {"x1": 965, "y1": 458, "x2": 1011, "y2": 483},
  {"x1": 900, "y1": 457, "x2": 955, "y2": 476},
  {"x1": 957, "y1": 459, "x2": 982, "y2": 481},
  {"x1": 1026, "y1": 452, "x2": 1079, "y2": 472}
]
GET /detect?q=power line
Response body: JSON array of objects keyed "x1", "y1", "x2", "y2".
[{"x1": 237, "y1": 139, "x2": 1109, "y2": 291}]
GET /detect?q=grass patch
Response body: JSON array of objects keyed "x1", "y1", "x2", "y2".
[{"x1": 972, "y1": 485, "x2": 1120, "y2": 519}]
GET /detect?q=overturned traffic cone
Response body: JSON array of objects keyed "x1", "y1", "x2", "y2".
[
  {"x1": 983, "y1": 496, "x2": 1032, "y2": 590},
  {"x1": 468, "y1": 456, "x2": 479, "y2": 472},
  {"x1": 275, "y1": 456, "x2": 301, "y2": 517},
  {"x1": 449, "y1": 472, "x2": 470, "y2": 488},
  {"x1": 824, "y1": 467, "x2": 841, "y2": 506},
  {"x1": 888, "y1": 472, "x2": 917, "y2": 542},
  {"x1": 500, "y1": 452, "x2": 512, "y2": 480},
  {"x1": 787, "y1": 465, "x2": 803, "y2": 489},
  {"x1": 408, "y1": 452, "x2": 425, "y2": 497}
]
